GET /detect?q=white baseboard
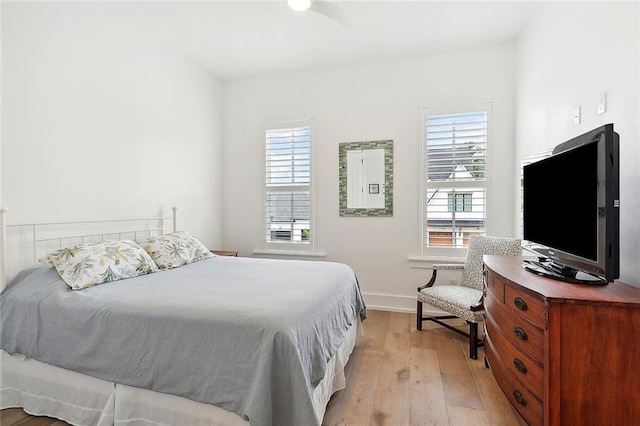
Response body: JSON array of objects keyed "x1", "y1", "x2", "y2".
[{"x1": 362, "y1": 292, "x2": 444, "y2": 316}]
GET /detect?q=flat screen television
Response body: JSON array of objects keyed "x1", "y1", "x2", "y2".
[{"x1": 522, "y1": 123, "x2": 619, "y2": 285}]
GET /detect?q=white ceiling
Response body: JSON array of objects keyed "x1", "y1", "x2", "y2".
[{"x1": 80, "y1": 1, "x2": 542, "y2": 80}]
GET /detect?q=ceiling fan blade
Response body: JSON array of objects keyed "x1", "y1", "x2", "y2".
[{"x1": 310, "y1": 0, "x2": 350, "y2": 28}]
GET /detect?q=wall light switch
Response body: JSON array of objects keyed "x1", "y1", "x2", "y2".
[
  {"x1": 573, "y1": 106, "x2": 581, "y2": 125},
  {"x1": 597, "y1": 93, "x2": 606, "y2": 115}
]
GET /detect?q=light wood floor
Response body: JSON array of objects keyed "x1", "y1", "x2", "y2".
[{"x1": 1, "y1": 310, "x2": 525, "y2": 426}]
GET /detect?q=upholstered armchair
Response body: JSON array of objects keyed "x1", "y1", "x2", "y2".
[{"x1": 417, "y1": 235, "x2": 522, "y2": 359}]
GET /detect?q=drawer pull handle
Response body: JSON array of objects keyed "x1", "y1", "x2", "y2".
[
  {"x1": 513, "y1": 357, "x2": 528, "y2": 374},
  {"x1": 512, "y1": 390, "x2": 527, "y2": 406},
  {"x1": 514, "y1": 297, "x2": 528, "y2": 311},
  {"x1": 513, "y1": 326, "x2": 528, "y2": 341}
]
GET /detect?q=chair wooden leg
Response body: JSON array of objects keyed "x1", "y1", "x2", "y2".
[
  {"x1": 469, "y1": 322, "x2": 478, "y2": 360},
  {"x1": 417, "y1": 300, "x2": 423, "y2": 331}
]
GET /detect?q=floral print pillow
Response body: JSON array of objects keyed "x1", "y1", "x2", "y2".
[
  {"x1": 136, "y1": 231, "x2": 214, "y2": 270},
  {"x1": 50, "y1": 240, "x2": 159, "y2": 290}
]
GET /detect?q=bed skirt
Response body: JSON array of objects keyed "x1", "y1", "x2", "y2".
[{"x1": 0, "y1": 318, "x2": 361, "y2": 425}]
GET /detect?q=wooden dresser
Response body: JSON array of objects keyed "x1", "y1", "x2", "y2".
[{"x1": 483, "y1": 255, "x2": 640, "y2": 425}]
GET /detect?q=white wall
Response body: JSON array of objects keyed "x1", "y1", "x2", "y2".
[
  {"x1": 223, "y1": 43, "x2": 517, "y2": 311},
  {"x1": 1, "y1": 3, "x2": 224, "y2": 263},
  {"x1": 515, "y1": 2, "x2": 640, "y2": 286}
]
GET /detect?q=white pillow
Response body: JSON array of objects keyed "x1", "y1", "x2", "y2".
[
  {"x1": 49, "y1": 240, "x2": 159, "y2": 290},
  {"x1": 136, "y1": 231, "x2": 214, "y2": 270}
]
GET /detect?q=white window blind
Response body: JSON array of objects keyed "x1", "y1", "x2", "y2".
[
  {"x1": 265, "y1": 122, "x2": 312, "y2": 247},
  {"x1": 423, "y1": 107, "x2": 489, "y2": 249}
]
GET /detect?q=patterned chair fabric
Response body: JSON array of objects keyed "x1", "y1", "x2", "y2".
[
  {"x1": 417, "y1": 235, "x2": 522, "y2": 359},
  {"x1": 418, "y1": 285, "x2": 485, "y2": 323},
  {"x1": 459, "y1": 235, "x2": 523, "y2": 291}
]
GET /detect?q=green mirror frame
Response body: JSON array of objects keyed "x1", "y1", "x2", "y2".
[{"x1": 339, "y1": 139, "x2": 393, "y2": 216}]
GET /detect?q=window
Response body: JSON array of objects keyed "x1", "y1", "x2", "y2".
[
  {"x1": 422, "y1": 105, "x2": 490, "y2": 251},
  {"x1": 448, "y1": 192, "x2": 473, "y2": 212},
  {"x1": 265, "y1": 121, "x2": 312, "y2": 249}
]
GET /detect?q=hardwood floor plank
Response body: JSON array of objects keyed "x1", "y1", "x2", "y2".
[
  {"x1": 0, "y1": 408, "x2": 27, "y2": 425},
  {"x1": 388, "y1": 311, "x2": 411, "y2": 333},
  {"x1": 0, "y1": 408, "x2": 29, "y2": 424},
  {"x1": 409, "y1": 347, "x2": 449, "y2": 426},
  {"x1": 322, "y1": 348, "x2": 384, "y2": 426},
  {"x1": 432, "y1": 328, "x2": 484, "y2": 410},
  {"x1": 410, "y1": 327, "x2": 441, "y2": 351},
  {"x1": 465, "y1": 350, "x2": 525, "y2": 426},
  {"x1": 0, "y1": 409, "x2": 69, "y2": 426},
  {"x1": 370, "y1": 332, "x2": 411, "y2": 425},
  {"x1": 447, "y1": 405, "x2": 491, "y2": 426},
  {"x1": 359, "y1": 310, "x2": 390, "y2": 351}
]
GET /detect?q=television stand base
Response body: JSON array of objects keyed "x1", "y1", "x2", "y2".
[{"x1": 521, "y1": 259, "x2": 608, "y2": 285}]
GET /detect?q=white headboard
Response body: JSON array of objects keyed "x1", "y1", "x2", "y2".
[
  {"x1": 0, "y1": 206, "x2": 177, "y2": 290},
  {"x1": 0, "y1": 208, "x2": 7, "y2": 292}
]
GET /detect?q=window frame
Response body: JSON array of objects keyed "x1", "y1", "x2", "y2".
[
  {"x1": 420, "y1": 103, "x2": 492, "y2": 257},
  {"x1": 263, "y1": 119, "x2": 315, "y2": 253}
]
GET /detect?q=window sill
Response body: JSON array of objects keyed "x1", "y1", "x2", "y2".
[
  {"x1": 408, "y1": 255, "x2": 465, "y2": 269},
  {"x1": 253, "y1": 249, "x2": 327, "y2": 260}
]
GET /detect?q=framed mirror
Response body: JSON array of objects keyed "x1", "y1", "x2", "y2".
[{"x1": 339, "y1": 140, "x2": 393, "y2": 216}]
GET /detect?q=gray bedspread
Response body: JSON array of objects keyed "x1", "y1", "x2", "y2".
[{"x1": 0, "y1": 256, "x2": 366, "y2": 426}]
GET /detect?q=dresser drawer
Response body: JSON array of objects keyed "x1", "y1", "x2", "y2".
[
  {"x1": 485, "y1": 318, "x2": 543, "y2": 399},
  {"x1": 486, "y1": 335, "x2": 543, "y2": 426},
  {"x1": 485, "y1": 294, "x2": 544, "y2": 362},
  {"x1": 485, "y1": 270, "x2": 505, "y2": 303},
  {"x1": 505, "y1": 283, "x2": 546, "y2": 329}
]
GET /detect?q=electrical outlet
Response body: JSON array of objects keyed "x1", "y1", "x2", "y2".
[
  {"x1": 597, "y1": 93, "x2": 606, "y2": 115},
  {"x1": 573, "y1": 106, "x2": 581, "y2": 125}
]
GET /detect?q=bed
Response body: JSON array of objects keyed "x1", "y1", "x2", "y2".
[{"x1": 0, "y1": 208, "x2": 366, "y2": 426}]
